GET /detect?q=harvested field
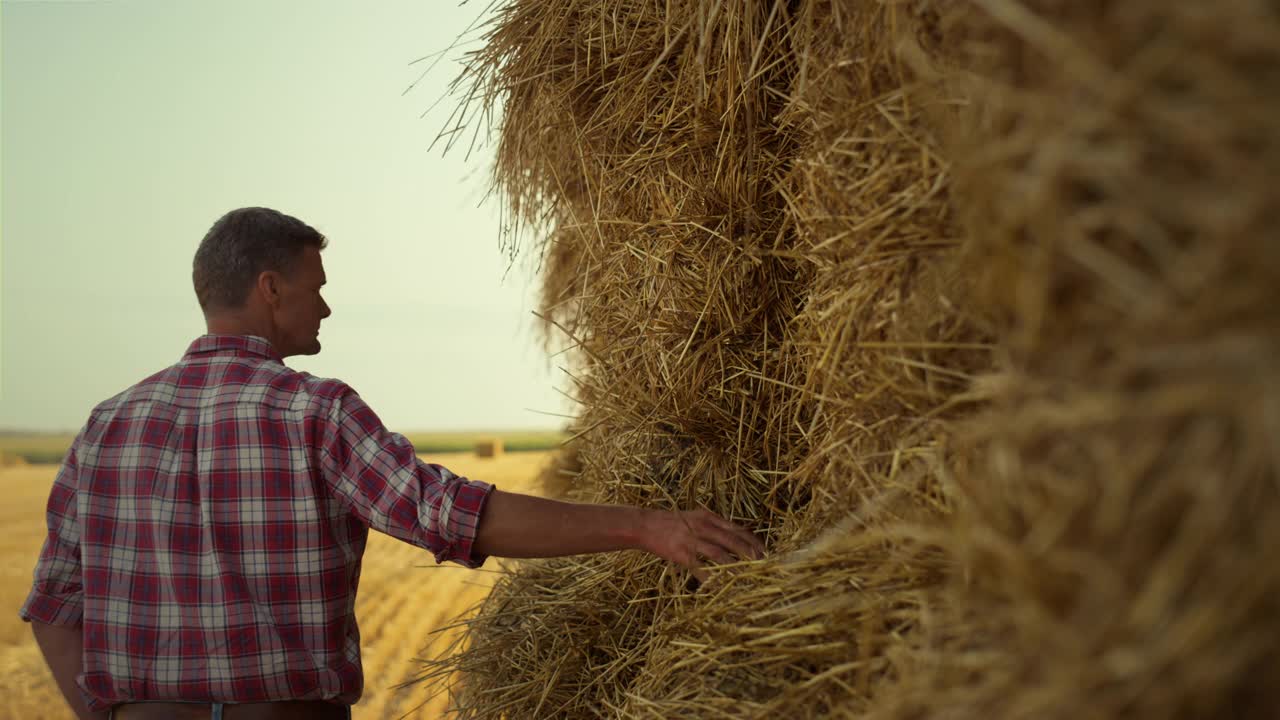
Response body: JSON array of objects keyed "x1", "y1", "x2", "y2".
[
  {"x1": 421, "y1": 0, "x2": 1280, "y2": 718},
  {"x1": 0, "y1": 431, "x2": 566, "y2": 464},
  {"x1": 351, "y1": 451, "x2": 553, "y2": 720},
  {"x1": 0, "y1": 451, "x2": 554, "y2": 720},
  {"x1": 0, "y1": 465, "x2": 70, "y2": 720}
]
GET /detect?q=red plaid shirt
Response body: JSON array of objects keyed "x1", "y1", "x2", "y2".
[{"x1": 20, "y1": 334, "x2": 494, "y2": 711}]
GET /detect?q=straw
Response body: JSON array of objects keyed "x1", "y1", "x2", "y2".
[{"x1": 413, "y1": 1, "x2": 1280, "y2": 717}]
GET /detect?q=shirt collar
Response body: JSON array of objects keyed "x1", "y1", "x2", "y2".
[{"x1": 183, "y1": 334, "x2": 285, "y2": 364}]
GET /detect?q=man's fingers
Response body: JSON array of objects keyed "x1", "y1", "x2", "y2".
[
  {"x1": 696, "y1": 540, "x2": 734, "y2": 565},
  {"x1": 717, "y1": 516, "x2": 766, "y2": 557},
  {"x1": 699, "y1": 509, "x2": 766, "y2": 558},
  {"x1": 699, "y1": 518, "x2": 763, "y2": 562},
  {"x1": 672, "y1": 545, "x2": 709, "y2": 584},
  {"x1": 660, "y1": 509, "x2": 764, "y2": 585}
]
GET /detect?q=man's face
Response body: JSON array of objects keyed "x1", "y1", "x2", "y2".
[{"x1": 272, "y1": 246, "x2": 331, "y2": 357}]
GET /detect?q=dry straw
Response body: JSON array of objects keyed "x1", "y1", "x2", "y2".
[{"x1": 413, "y1": 0, "x2": 1279, "y2": 717}]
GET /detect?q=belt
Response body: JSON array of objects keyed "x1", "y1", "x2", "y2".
[{"x1": 110, "y1": 700, "x2": 350, "y2": 720}]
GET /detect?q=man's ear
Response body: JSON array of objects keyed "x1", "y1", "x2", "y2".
[{"x1": 257, "y1": 271, "x2": 282, "y2": 306}]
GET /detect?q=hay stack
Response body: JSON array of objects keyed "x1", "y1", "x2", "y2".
[
  {"x1": 415, "y1": 1, "x2": 1279, "y2": 717},
  {"x1": 864, "y1": 2, "x2": 1280, "y2": 717},
  {"x1": 474, "y1": 438, "x2": 505, "y2": 458}
]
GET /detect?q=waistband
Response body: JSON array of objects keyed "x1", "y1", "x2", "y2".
[{"x1": 109, "y1": 700, "x2": 351, "y2": 720}]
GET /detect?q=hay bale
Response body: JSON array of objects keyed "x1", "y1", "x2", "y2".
[
  {"x1": 474, "y1": 438, "x2": 505, "y2": 458},
  {"x1": 865, "y1": 2, "x2": 1280, "y2": 717},
  {"x1": 416, "y1": 0, "x2": 1279, "y2": 717},
  {"x1": 419, "y1": 2, "x2": 972, "y2": 716}
]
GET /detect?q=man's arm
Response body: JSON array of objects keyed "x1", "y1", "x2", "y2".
[
  {"x1": 30, "y1": 621, "x2": 107, "y2": 720},
  {"x1": 22, "y1": 428, "x2": 105, "y2": 719},
  {"x1": 472, "y1": 489, "x2": 765, "y2": 581},
  {"x1": 314, "y1": 384, "x2": 765, "y2": 574}
]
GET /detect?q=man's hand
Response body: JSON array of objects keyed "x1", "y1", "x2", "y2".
[
  {"x1": 472, "y1": 491, "x2": 766, "y2": 582},
  {"x1": 31, "y1": 620, "x2": 109, "y2": 720},
  {"x1": 639, "y1": 508, "x2": 765, "y2": 583}
]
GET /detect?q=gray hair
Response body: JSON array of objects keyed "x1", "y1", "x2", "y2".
[{"x1": 193, "y1": 207, "x2": 327, "y2": 313}]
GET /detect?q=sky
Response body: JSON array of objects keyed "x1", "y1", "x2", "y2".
[{"x1": 0, "y1": 0, "x2": 571, "y2": 433}]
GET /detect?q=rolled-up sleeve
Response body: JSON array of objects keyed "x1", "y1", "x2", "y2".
[
  {"x1": 315, "y1": 384, "x2": 495, "y2": 568},
  {"x1": 21, "y1": 439, "x2": 85, "y2": 626}
]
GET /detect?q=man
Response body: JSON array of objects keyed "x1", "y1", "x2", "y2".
[{"x1": 22, "y1": 207, "x2": 764, "y2": 720}]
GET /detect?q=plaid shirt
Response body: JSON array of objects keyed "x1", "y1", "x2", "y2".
[{"x1": 20, "y1": 334, "x2": 494, "y2": 711}]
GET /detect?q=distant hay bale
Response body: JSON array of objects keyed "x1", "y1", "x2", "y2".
[
  {"x1": 417, "y1": 0, "x2": 1280, "y2": 717},
  {"x1": 473, "y1": 438, "x2": 504, "y2": 458}
]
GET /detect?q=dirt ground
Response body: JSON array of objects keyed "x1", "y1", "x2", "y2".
[{"x1": 0, "y1": 450, "x2": 552, "y2": 720}]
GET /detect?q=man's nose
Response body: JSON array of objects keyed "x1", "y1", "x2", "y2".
[{"x1": 321, "y1": 300, "x2": 332, "y2": 319}]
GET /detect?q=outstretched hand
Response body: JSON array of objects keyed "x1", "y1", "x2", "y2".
[{"x1": 640, "y1": 508, "x2": 765, "y2": 583}]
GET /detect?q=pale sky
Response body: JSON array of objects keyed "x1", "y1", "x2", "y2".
[{"x1": 1, "y1": 0, "x2": 570, "y2": 433}]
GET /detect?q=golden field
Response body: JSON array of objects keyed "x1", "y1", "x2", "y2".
[{"x1": 0, "y1": 450, "x2": 554, "y2": 720}]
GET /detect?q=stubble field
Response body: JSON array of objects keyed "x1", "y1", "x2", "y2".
[{"x1": 0, "y1": 450, "x2": 553, "y2": 720}]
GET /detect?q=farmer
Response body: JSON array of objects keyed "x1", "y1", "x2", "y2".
[{"x1": 22, "y1": 207, "x2": 764, "y2": 720}]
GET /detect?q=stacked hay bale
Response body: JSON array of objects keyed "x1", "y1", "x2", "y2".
[
  {"x1": 866, "y1": 2, "x2": 1280, "y2": 717},
  {"x1": 416, "y1": 1, "x2": 1279, "y2": 717}
]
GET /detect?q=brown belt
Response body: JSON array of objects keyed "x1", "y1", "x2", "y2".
[{"x1": 110, "y1": 700, "x2": 349, "y2": 720}]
